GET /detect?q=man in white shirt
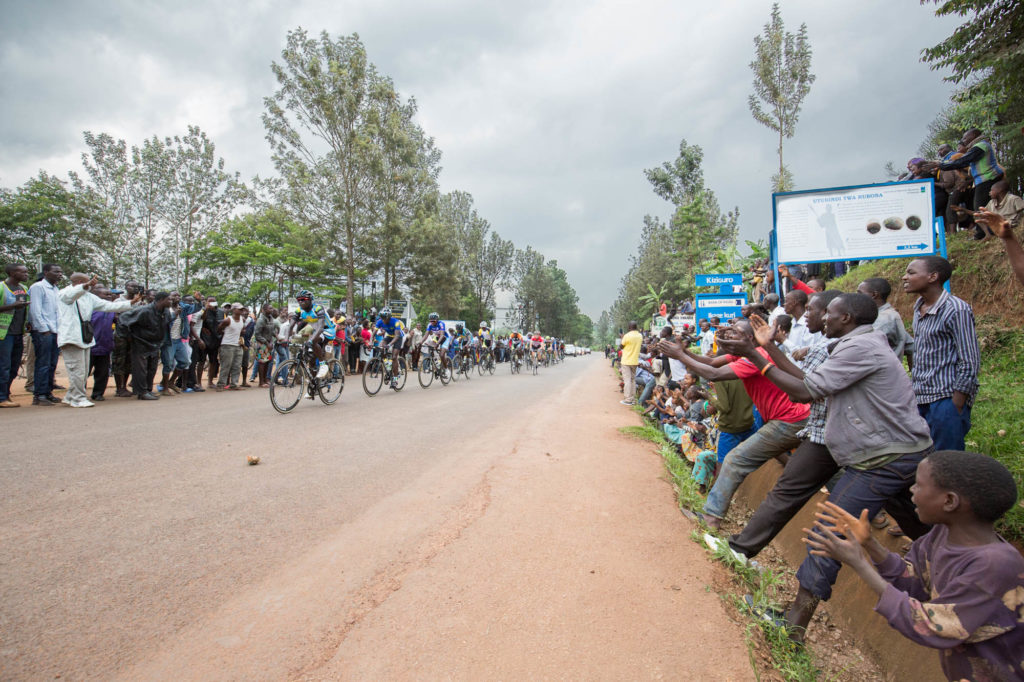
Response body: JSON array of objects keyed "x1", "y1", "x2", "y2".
[
  {"x1": 28, "y1": 264, "x2": 64, "y2": 405},
  {"x1": 57, "y1": 274, "x2": 133, "y2": 407},
  {"x1": 699, "y1": 319, "x2": 715, "y2": 355},
  {"x1": 764, "y1": 293, "x2": 785, "y2": 325},
  {"x1": 783, "y1": 289, "x2": 820, "y2": 355}
]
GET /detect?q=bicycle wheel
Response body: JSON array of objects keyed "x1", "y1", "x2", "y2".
[
  {"x1": 448, "y1": 354, "x2": 460, "y2": 382},
  {"x1": 439, "y1": 360, "x2": 451, "y2": 385},
  {"x1": 461, "y1": 356, "x2": 471, "y2": 380},
  {"x1": 533, "y1": 355, "x2": 539, "y2": 375},
  {"x1": 392, "y1": 357, "x2": 408, "y2": 391},
  {"x1": 418, "y1": 355, "x2": 435, "y2": 388},
  {"x1": 476, "y1": 352, "x2": 485, "y2": 376},
  {"x1": 362, "y1": 358, "x2": 384, "y2": 396},
  {"x1": 270, "y1": 360, "x2": 305, "y2": 413},
  {"x1": 318, "y1": 358, "x2": 345, "y2": 404},
  {"x1": 487, "y1": 353, "x2": 495, "y2": 375}
]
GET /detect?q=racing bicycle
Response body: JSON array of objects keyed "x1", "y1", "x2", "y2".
[
  {"x1": 270, "y1": 342, "x2": 344, "y2": 414},
  {"x1": 362, "y1": 345, "x2": 407, "y2": 396},
  {"x1": 418, "y1": 344, "x2": 452, "y2": 388}
]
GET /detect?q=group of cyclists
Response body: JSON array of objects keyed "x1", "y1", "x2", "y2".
[{"x1": 271, "y1": 291, "x2": 568, "y2": 412}]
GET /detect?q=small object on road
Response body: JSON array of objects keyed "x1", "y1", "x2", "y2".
[{"x1": 247, "y1": 455, "x2": 261, "y2": 466}]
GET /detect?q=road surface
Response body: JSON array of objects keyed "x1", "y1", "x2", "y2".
[{"x1": 1, "y1": 357, "x2": 753, "y2": 680}]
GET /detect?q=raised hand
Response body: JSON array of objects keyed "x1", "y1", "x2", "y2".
[
  {"x1": 748, "y1": 315, "x2": 775, "y2": 348},
  {"x1": 974, "y1": 208, "x2": 1012, "y2": 239},
  {"x1": 802, "y1": 522, "x2": 865, "y2": 565},
  {"x1": 813, "y1": 501, "x2": 871, "y2": 547}
]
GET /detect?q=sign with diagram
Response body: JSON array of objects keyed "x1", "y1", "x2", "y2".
[{"x1": 773, "y1": 179, "x2": 936, "y2": 264}]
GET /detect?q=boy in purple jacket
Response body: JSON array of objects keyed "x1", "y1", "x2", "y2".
[
  {"x1": 89, "y1": 287, "x2": 117, "y2": 401},
  {"x1": 806, "y1": 451, "x2": 1023, "y2": 681}
]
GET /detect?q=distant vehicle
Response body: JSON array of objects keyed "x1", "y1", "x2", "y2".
[{"x1": 564, "y1": 344, "x2": 577, "y2": 356}]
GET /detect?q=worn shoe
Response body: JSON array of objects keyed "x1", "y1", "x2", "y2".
[
  {"x1": 70, "y1": 399, "x2": 95, "y2": 408},
  {"x1": 32, "y1": 397, "x2": 54, "y2": 406},
  {"x1": 90, "y1": 395, "x2": 106, "y2": 402},
  {"x1": 115, "y1": 390, "x2": 134, "y2": 398},
  {"x1": 620, "y1": 399, "x2": 635, "y2": 405},
  {"x1": 703, "y1": 533, "x2": 758, "y2": 568},
  {"x1": 191, "y1": 386, "x2": 206, "y2": 392},
  {"x1": 138, "y1": 392, "x2": 159, "y2": 401},
  {"x1": 0, "y1": 399, "x2": 20, "y2": 408},
  {"x1": 46, "y1": 395, "x2": 61, "y2": 404}
]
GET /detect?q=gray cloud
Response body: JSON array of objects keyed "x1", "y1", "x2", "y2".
[{"x1": 1, "y1": 0, "x2": 961, "y2": 318}]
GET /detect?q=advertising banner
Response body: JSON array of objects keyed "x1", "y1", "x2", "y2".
[{"x1": 773, "y1": 179, "x2": 936, "y2": 264}]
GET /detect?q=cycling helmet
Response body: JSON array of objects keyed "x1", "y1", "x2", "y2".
[
  {"x1": 480, "y1": 321, "x2": 489, "y2": 329},
  {"x1": 428, "y1": 312, "x2": 439, "y2": 321},
  {"x1": 296, "y1": 290, "x2": 313, "y2": 301},
  {"x1": 380, "y1": 306, "x2": 392, "y2": 318},
  {"x1": 455, "y1": 323, "x2": 464, "y2": 331}
]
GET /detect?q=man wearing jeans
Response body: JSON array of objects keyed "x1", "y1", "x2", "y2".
[
  {"x1": 618, "y1": 321, "x2": 642, "y2": 405},
  {"x1": 902, "y1": 256, "x2": 980, "y2": 450},
  {"x1": 726, "y1": 293, "x2": 933, "y2": 642},
  {"x1": 28, "y1": 264, "x2": 64, "y2": 406},
  {"x1": 0, "y1": 264, "x2": 31, "y2": 408},
  {"x1": 657, "y1": 317, "x2": 809, "y2": 531}
]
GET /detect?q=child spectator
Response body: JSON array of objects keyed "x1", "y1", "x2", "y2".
[{"x1": 805, "y1": 451, "x2": 1023, "y2": 682}]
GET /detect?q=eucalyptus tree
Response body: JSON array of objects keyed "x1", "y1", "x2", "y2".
[
  {"x1": 69, "y1": 132, "x2": 134, "y2": 284},
  {"x1": 263, "y1": 29, "x2": 394, "y2": 316},
  {"x1": 748, "y1": 3, "x2": 815, "y2": 193},
  {"x1": 128, "y1": 136, "x2": 173, "y2": 289},
  {"x1": 161, "y1": 126, "x2": 240, "y2": 290}
]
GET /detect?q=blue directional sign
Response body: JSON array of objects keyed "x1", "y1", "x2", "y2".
[
  {"x1": 695, "y1": 273, "x2": 743, "y2": 291},
  {"x1": 695, "y1": 292, "x2": 747, "y2": 322},
  {"x1": 895, "y1": 242, "x2": 931, "y2": 252}
]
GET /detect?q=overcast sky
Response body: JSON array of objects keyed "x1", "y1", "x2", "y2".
[{"x1": 0, "y1": 1, "x2": 962, "y2": 318}]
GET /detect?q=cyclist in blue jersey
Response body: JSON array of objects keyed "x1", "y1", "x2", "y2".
[
  {"x1": 422, "y1": 312, "x2": 451, "y2": 372},
  {"x1": 287, "y1": 290, "x2": 336, "y2": 379},
  {"x1": 374, "y1": 307, "x2": 405, "y2": 353}
]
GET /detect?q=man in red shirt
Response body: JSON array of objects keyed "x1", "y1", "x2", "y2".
[{"x1": 657, "y1": 318, "x2": 809, "y2": 531}]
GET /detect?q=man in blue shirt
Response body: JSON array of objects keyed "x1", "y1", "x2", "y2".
[
  {"x1": 423, "y1": 313, "x2": 451, "y2": 372},
  {"x1": 28, "y1": 264, "x2": 64, "y2": 406},
  {"x1": 374, "y1": 307, "x2": 405, "y2": 351}
]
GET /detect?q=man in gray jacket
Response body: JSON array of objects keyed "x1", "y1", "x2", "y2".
[{"x1": 719, "y1": 292, "x2": 933, "y2": 642}]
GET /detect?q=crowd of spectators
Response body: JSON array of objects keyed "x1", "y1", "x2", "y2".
[{"x1": 611, "y1": 252, "x2": 1022, "y2": 681}]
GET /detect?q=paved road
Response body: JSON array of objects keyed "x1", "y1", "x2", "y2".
[{"x1": 2, "y1": 356, "x2": 752, "y2": 680}]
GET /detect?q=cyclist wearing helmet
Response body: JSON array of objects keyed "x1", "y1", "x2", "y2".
[
  {"x1": 288, "y1": 291, "x2": 336, "y2": 378},
  {"x1": 451, "y1": 322, "x2": 471, "y2": 365},
  {"x1": 374, "y1": 307, "x2": 405, "y2": 352},
  {"x1": 422, "y1": 313, "x2": 451, "y2": 371},
  {"x1": 477, "y1": 321, "x2": 493, "y2": 348},
  {"x1": 529, "y1": 330, "x2": 544, "y2": 367}
]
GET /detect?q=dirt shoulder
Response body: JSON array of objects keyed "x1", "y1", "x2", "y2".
[{"x1": 304, "y1": 360, "x2": 754, "y2": 680}]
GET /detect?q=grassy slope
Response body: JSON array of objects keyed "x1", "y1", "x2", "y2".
[{"x1": 830, "y1": 231, "x2": 1024, "y2": 540}]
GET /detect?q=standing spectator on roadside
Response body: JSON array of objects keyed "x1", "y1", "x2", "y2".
[
  {"x1": 0, "y1": 264, "x2": 31, "y2": 408},
  {"x1": 409, "y1": 323, "x2": 424, "y2": 370},
  {"x1": 253, "y1": 304, "x2": 278, "y2": 388},
  {"x1": 112, "y1": 280, "x2": 143, "y2": 397},
  {"x1": 698, "y1": 319, "x2": 714, "y2": 356},
  {"x1": 199, "y1": 297, "x2": 224, "y2": 387},
  {"x1": 185, "y1": 296, "x2": 206, "y2": 392},
  {"x1": 117, "y1": 291, "x2": 173, "y2": 400},
  {"x1": 216, "y1": 303, "x2": 245, "y2": 391},
  {"x1": 619, "y1": 321, "x2": 643, "y2": 405},
  {"x1": 57, "y1": 274, "x2": 132, "y2": 407},
  {"x1": 857, "y1": 277, "x2": 913, "y2": 367},
  {"x1": 902, "y1": 257, "x2": 980, "y2": 450},
  {"x1": 158, "y1": 292, "x2": 190, "y2": 395},
  {"x1": 239, "y1": 307, "x2": 254, "y2": 388},
  {"x1": 273, "y1": 308, "x2": 292, "y2": 383},
  {"x1": 89, "y1": 287, "x2": 117, "y2": 401},
  {"x1": 28, "y1": 264, "x2": 64, "y2": 406}
]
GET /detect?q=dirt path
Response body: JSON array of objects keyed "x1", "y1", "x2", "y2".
[{"x1": 303, "y1": 361, "x2": 754, "y2": 680}]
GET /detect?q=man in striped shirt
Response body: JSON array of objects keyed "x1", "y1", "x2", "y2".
[{"x1": 902, "y1": 256, "x2": 980, "y2": 451}]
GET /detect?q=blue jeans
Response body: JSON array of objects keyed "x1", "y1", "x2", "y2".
[
  {"x1": 0, "y1": 333, "x2": 25, "y2": 401},
  {"x1": 638, "y1": 377, "x2": 657, "y2": 406},
  {"x1": 797, "y1": 449, "x2": 930, "y2": 600},
  {"x1": 918, "y1": 398, "x2": 971, "y2": 451},
  {"x1": 703, "y1": 418, "x2": 806, "y2": 519},
  {"x1": 31, "y1": 331, "x2": 59, "y2": 398},
  {"x1": 274, "y1": 344, "x2": 290, "y2": 382},
  {"x1": 716, "y1": 425, "x2": 758, "y2": 464},
  {"x1": 161, "y1": 341, "x2": 190, "y2": 373}
]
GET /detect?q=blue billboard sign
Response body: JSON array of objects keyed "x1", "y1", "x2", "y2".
[{"x1": 695, "y1": 292, "x2": 747, "y2": 322}]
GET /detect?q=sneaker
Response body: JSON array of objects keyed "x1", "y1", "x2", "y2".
[
  {"x1": 619, "y1": 399, "x2": 635, "y2": 405},
  {"x1": 703, "y1": 534, "x2": 758, "y2": 568},
  {"x1": 70, "y1": 399, "x2": 95, "y2": 408}
]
